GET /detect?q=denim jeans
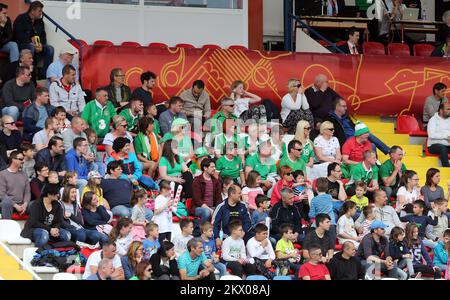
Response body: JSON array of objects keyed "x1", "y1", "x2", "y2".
[
  {"x1": 361, "y1": 259, "x2": 403, "y2": 280},
  {"x1": 369, "y1": 133, "x2": 391, "y2": 155},
  {"x1": 398, "y1": 258, "x2": 415, "y2": 276},
  {"x1": 214, "y1": 262, "x2": 227, "y2": 277},
  {"x1": 138, "y1": 175, "x2": 159, "y2": 191},
  {"x1": 85, "y1": 229, "x2": 110, "y2": 246},
  {"x1": 20, "y1": 43, "x2": 54, "y2": 78},
  {"x1": 1, "y1": 106, "x2": 20, "y2": 122},
  {"x1": 0, "y1": 41, "x2": 19, "y2": 62},
  {"x1": 111, "y1": 205, "x2": 153, "y2": 221},
  {"x1": 32, "y1": 228, "x2": 71, "y2": 248},
  {"x1": 194, "y1": 207, "x2": 213, "y2": 222},
  {"x1": 66, "y1": 227, "x2": 87, "y2": 243}
]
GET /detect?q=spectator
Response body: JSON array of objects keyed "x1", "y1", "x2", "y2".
[
  {"x1": 427, "y1": 102, "x2": 450, "y2": 167},
  {"x1": 86, "y1": 258, "x2": 114, "y2": 281},
  {"x1": 245, "y1": 140, "x2": 277, "y2": 192},
  {"x1": 325, "y1": 162, "x2": 347, "y2": 202},
  {"x1": 426, "y1": 198, "x2": 449, "y2": 244},
  {"x1": 81, "y1": 191, "x2": 112, "y2": 239},
  {"x1": 82, "y1": 241, "x2": 125, "y2": 280},
  {"x1": 339, "y1": 27, "x2": 361, "y2": 54},
  {"x1": 328, "y1": 241, "x2": 364, "y2": 280},
  {"x1": 337, "y1": 201, "x2": 361, "y2": 247},
  {"x1": 270, "y1": 187, "x2": 303, "y2": 242},
  {"x1": 215, "y1": 141, "x2": 245, "y2": 184},
  {"x1": 270, "y1": 166, "x2": 295, "y2": 206},
  {"x1": 49, "y1": 64, "x2": 85, "y2": 117},
  {"x1": 431, "y1": 34, "x2": 450, "y2": 58},
  {"x1": 341, "y1": 121, "x2": 373, "y2": 173},
  {"x1": 0, "y1": 3, "x2": 18, "y2": 63},
  {"x1": 20, "y1": 183, "x2": 70, "y2": 247},
  {"x1": 32, "y1": 117, "x2": 58, "y2": 152},
  {"x1": 421, "y1": 168, "x2": 446, "y2": 206},
  {"x1": 433, "y1": 229, "x2": 450, "y2": 271},
  {"x1": 230, "y1": 80, "x2": 263, "y2": 122},
  {"x1": 200, "y1": 221, "x2": 227, "y2": 277},
  {"x1": 21, "y1": 143, "x2": 35, "y2": 179},
  {"x1": 423, "y1": 83, "x2": 448, "y2": 126},
  {"x1": 396, "y1": 170, "x2": 421, "y2": 214},
  {"x1": 0, "y1": 150, "x2": 31, "y2": 219},
  {"x1": 241, "y1": 171, "x2": 264, "y2": 211},
  {"x1": 121, "y1": 241, "x2": 143, "y2": 280},
  {"x1": 131, "y1": 71, "x2": 156, "y2": 108},
  {"x1": 30, "y1": 161, "x2": 48, "y2": 202},
  {"x1": 13, "y1": 1, "x2": 54, "y2": 78},
  {"x1": 109, "y1": 217, "x2": 133, "y2": 257},
  {"x1": 192, "y1": 158, "x2": 222, "y2": 222},
  {"x1": 275, "y1": 223, "x2": 301, "y2": 275},
  {"x1": 119, "y1": 97, "x2": 143, "y2": 132},
  {"x1": 151, "y1": 181, "x2": 173, "y2": 243},
  {"x1": 134, "y1": 116, "x2": 159, "y2": 178},
  {"x1": 303, "y1": 214, "x2": 335, "y2": 262},
  {"x1": 294, "y1": 120, "x2": 316, "y2": 179},
  {"x1": 145, "y1": 103, "x2": 161, "y2": 138},
  {"x1": 180, "y1": 79, "x2": 211, "y2": 126},
  {"x1": 0, "y1": 115, "x2": 22, "y2": 163},
  {"x1": 1, "y1": 65, "x2": 35, "y2": 121},
  {"x1": 65, "y1": 137, "x2": 92, "y2": 193},
  {"x1": 309, "y1": 178, "x2": 337, "y2": 241},
  {"x1": 346, "y1": 150, "x2": 379, "y2": 199},
  {"x1": 281, "y1": 78, "x2": 313, "y2": 134},
  {"x1": 313, "y1": 121, "x2": 341, "y2": 174},
  {"x1": 159, "y1": 96, "x2": 187, "y2": 136},
  {"x1": 22, "y1": 86, "x2": 54, "y2": 142},
  {"x1": 177, "y1": 237, "x2": 216, "y2": 280},
  {"x1": 51, "y1": 106, "x2": 71, "y2": 134},
  {"x1": 62, "y1": 116, "x2": 87, "y2": 151},
  {"x1": 208, "y1": 98, "x2": 237, "y2": 135},
  {"x1": 81, "y1": 87, "x2": 117, "y2": 139},
  {"x1": 246, "y1": 223, "x2": 275, "y2": 274},
  {"x1": 380, "y1": 145, "x2": 407, "y2": 200},
  {"x1": 85, "y1": 128, "x2": 105, "y2": 176},
  {"x1": 304, "y1": 74, "x2": 341, "y2": 130},
  {"x1": 0, "y1": 49, "x2": 36, "y2": 87},
  {"x1": 251, "y1": 195, "x2": 270, "y2": 229},
  {"x1": 388, "y1": 226, "x2": 414, "y2": 278},
  {"x1": 103, "y1": 68, "x2": 131, "y2": 109},
  {"x1": 46, "y1": 46, "x2": 78, "y2": 84},
  {"x1": 129, "y1": 260, "x2": 153, "y2": 281},
  {"x1": 160, "y1": 117, "x2": 193, "y2": 162},
  {"x1": 349, "y1": 181, "x2": 369, "y2": 214},
  {"x1": 172, "y1": 219, "x2": 194, "y2": 258},
  {"x1": 81, "y1": 171, "x2": 111, "y2": 212},
  {"x1": 103, "y1": 115, "x2": 134, "y2": 157},
  {"x1": 213, "y1": 119, "x2": 242, "y2": 160},
  {"x1": 279, "y1": 139, "x2": 306, "y2": 174},
  {"x1": 212, "y1": 184, "x2": 252, "y2": 248},
  {"x1": 150, "y1": 241, "x2": 180, "y2": 280},
  {"x1": 299, "y1": 245, "x2": 331, "y2": 280}
]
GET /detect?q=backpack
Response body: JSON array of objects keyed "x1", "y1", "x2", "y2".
[{"x1": 173, "y1": 201, "x2": 189, "y2": 218}]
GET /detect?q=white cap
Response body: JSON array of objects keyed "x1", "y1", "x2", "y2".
[{"x1": 60, "y1": 46, "x2": 77, "y2": 55}]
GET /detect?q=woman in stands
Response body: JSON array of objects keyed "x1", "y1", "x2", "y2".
[
  {"x1": 270, "y1": 165, "x2": 295, "y2": 206},
  {"x1": 313, "y1": 121, "x2": 341, "y2": 178},
  {"x1": 158, "y1": 139, "x2": 194, "y2": 199},
  {"x1": 130, "y1": 260, "x2": 153, "y2": 280},
  {"x1": 121, "y1": 241, "x2": 144, "y2": 280},
  {"x1": 103, "y1": 115, "x2": 134, "y2": 157},
  {"x1": 109, "y1": 217, "x2": 134, "y2": 257},
  {"x1": 396, "y1": 170, "x2": 421, "y2": 214},
  {"x1": 281, "y1": 79, "x2": 313, "y2": 134},
  {"x1": 81, "y1": 191, "x2": 112, "y2": 240},
  {"x1": 269, "y1": 124, "x2": 285, "y2": 163},
  {"x1": 134, "y1": 116, "x2": 159, "y2": 178},
  {"x1": 421, "y1": 168, "x2": 447, "y2": 207},
  {"x1": 160, "y1": 118, "x2": 193, "y2": 163},
  {"x1": 149, "y1": 241, "x2": 180, "y2": 280},
  {"x1": 295, "y1": 120, "x2": 318, "y2": 180},
  {"x1": 230, "y1": 80, "x2": 263, "y2": 122}
]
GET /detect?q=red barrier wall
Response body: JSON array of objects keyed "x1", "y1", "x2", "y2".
[{"x1": 81, "y1": 46, "x2": 450, "y2": 116}]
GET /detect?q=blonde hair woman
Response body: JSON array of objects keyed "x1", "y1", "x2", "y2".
[
  {"x1": 229, "y1": 80, "x2": 263, "y2": 122},
  {"x1": 294, "y1": 120, "x2": 315, "y2": 169},
  {"x1": 103, "y1": 115, "x2": 135, "y2": 157},
  {"x1": 314, "y1": 121, "x2": 341, "y2": 163},
  {"x1": 281, "y1": 78, "x2": 313, "y2": 134}
]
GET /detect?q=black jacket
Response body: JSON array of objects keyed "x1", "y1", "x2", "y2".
[
  {"x1": 103, "y1": 83, "x2": 132, "y2": 108},
  {"x1": 149, "y1": 253, "x2": 180, "y2": 278},
  {"x1": 338, "y1": 42, "x2": 361, "y2": 55},
  {"x1": 324, "y1": 112, "x2": 355, "y2": 147},
  {"x1": 304, "y1": 87, "x2": 341, "y2": 124},
  {"x1": 35, "y1": 148, "x2": 66, "y2": 173},
  {"x1": 21, "y1": 198, "x2": 64, "y2": 239},
  {"x1": 0, "y1": 16, "x2": 13, "y2": 48},
  {"x1": 389, "y1": 240, "x2": 410, "y2": 261},
  {"x1": 327, "y1": 251, "x2": 364, "y2": 280},
  {"x1": 13, "y1": 13, "x2": 47, "y2": 45},
  {"x1": 269, "y1": 201, "x2": 303, "y2": 237}
]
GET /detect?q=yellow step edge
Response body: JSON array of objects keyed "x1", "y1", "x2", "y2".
[{"x1": 0, "y1": 270, "x2": 33, "y2": 280}]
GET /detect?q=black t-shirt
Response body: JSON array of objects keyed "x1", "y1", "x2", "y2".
[
  {"x1": 303, "y1": 230, "x2": 334, "y2": 256},
  {"x1": 327, "y1": 179, "x2": 340, "y2": 200},
  {"x1": 228, "y1": 205, "x2": 241, "y2": 225}
]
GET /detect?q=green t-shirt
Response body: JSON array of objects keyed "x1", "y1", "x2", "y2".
[
  {"x1": 214, "y1": 133, "x2": 244, "y2": 156},
  {"x1": 81, "y1": 100, "x2": 117, "y2": 138},
  {"x1": 301, "y1": 141, "x2": 315, "y2": 164},
  {"x1": 153, "y1": 119, "x2": 161, "y2": 136},
  {"x1": 279, "y1": 155, "x2": 306, "y2": 174},
  {"x1": 209, "y1": 111, "x2": 237, "y2": 135},
  {"x1": 161, "y1": 133, "x2": 193, "y2": 159},
  {"x1": 216, "y1": 155, "x2": 243, "y2": 179},
  {"x1": 347, "y1": 162, "x2": 379, "y2": 187},
  {"x1": 379, "y1": 159, "x2": 407, "y2": 188},
  {"x1": 119, "y1": 109, "x2": 140, "y2": 131},
  {"x1": 245, "y1": 154, "x2": 276, "y2": 180},
  {"x1": 349, "y1": 195, "x2": 369, "y2": 211},
  {"x1": 276, "y1": 238, "x2": 294, "y2": 256},
  {"x1": 356, "y1": 0, "x2": 372, "y2": 10},
  {"x1": 159, "y1": 156, "x2": 183, "y2": 177}
]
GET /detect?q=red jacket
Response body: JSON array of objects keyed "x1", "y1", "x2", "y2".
[
  {"x1": 270, "y1": 180, "x2": 294, "y2": 206},
  {"x1": 192, "y1": 174, "x2": 223, "y2": 210}
]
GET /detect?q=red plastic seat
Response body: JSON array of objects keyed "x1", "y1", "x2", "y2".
[
  {"x1": 121, "y1": 41, "x2": 141, "y2": 47},
  {"x1": 413, "y1": 43, "x2": 435, "y2": 57},
  {"x1": 67, "y1": 39, "x2": 89, "y2": 50},
  {"x1": 175, "y1": 43, "x2": 195, "y2": 49},
  {"x1": 202, "y1": 44, "x2": 221, "y2": 49},
  {"x1": 12, "y1": 213, "x2": 29, "y2": 220},
  {"x1": 396, "y1": 115, "x2": 427, "y2": 137},
  {"x1": 335, "y1": 41, "x2": 347, "y2": 47},
  {"x1": 387, "y1": 43, "x2": 410, "y2": 56},
  {"x1": 362, "y1": 42, "x2": 386, "y2": 55},
  {"x1": 93, "y1": 40, "x2": 114, "y2": 46},
  {"x1": 228, "y1": 45, "x2": 248, "y2": 50},
  {"x1": 148, "y1": 42, "x2": 168, "y2": 49},
  {"x1": 96, "y1": 144, "x2": 106, "y2": 152},
  {"x1": 425, "y1": 139, "x2": 450, "y2": 159}
]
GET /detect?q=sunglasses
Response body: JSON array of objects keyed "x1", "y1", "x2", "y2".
[
  {"x1": 14, "y1": 157, "x2": 24, "y2": 161},
  {"x1": 4, "y1": 122, "x2": 15, "y2": 125},
  {"x1": 326, "y1": 128, "x2": 335, "y2": 131},
  {"x1": 285, "y1": 172, "x2": 292, "y2": 176},
  {"x1": 227, "y1": 104, "x2": 235, "y2": 107},
  {"x1": 121, "y1": 123, "x2": 128, "y2": 127},
  {"x1": 294, "y1": 148, "x2": 303, "y2": 151},
  {"x1": 304, "y1": 127, "x2": 311, "y2": 130}
]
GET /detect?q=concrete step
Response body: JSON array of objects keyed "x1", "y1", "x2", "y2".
[
  {"x1": 365, "y1": 122, "x2": 395, "y2": 134},
  {"x1": 374, "y1": 133, "x2": 410, "y2": 145},
  {"x1": 0, "y1": 269, "x2": 33, "y2": 280}
]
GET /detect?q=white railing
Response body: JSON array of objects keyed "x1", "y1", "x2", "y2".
[{"x1": 0, "y1": 241, "x2": 42, "y2": 280}]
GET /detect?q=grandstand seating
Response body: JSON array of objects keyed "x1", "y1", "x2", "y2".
[
  {"x1": 228, "y1": 45, "x2": 248, "y2": 50},
  {"x1": 175, "y1": 43, "x2": 195, "y2": 49},
  {"x1": 93, "y1": 40, "x2": 114, "y2": 46},
  {"x1": 148, "y1": 42, "x2": 169, "y2": 48},
  {"x1": 387, "y1": 43, "x2": 410, "y2": 56},
  {"x1": 121, "y1": 41, "x2": 142, "y2": 47},
  {"x1": 362, "y1": 42, "x2": 386, "y2": 55},
  {"x1": 413, "y1": 44, "x2": 435, "y2": 57},
  {"x1": 396, "y1": 115, "x2": 427, "y2": 137}
]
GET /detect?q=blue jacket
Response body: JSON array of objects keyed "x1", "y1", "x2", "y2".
[
  {"x1": 120, "y1": 256, "x2": 135, "y2": 280},
  {"x1": 65, "y1": 148, "x2": 91, "y2": 180},
  {"x1": 81, "y1": 206, "x2": 111, "y2": 230},
  {"x1": 106, "y1": 151, "x2": 142, "y2": 182},
  {"x1": 433, "y1": 241, "x2": 449, "y2": 268},
  {"x1": 212, "y1": 199, "x2": 252, "y2": 238}
]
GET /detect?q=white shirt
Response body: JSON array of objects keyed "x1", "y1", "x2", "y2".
[
  {"x1": 103, "y1": 131, "x2": 134, "y2": 147},
  {"x1": 172, "y1": 234, "x2": 193, "y2": 258},
  {"x1": 116, "y1": 234, "x2": 134, "y2": 257},
  {"x1": 396, "y1": 186, "x2": 420, "y2": 207},
  {"x1": 337, "y1": 215, "x2": 359, "y2": 247},
  {"x1": 427, "y1": 113, "x2": 450, "y2": 147},
  {"x1": 222, "y1": 236, "x2": 252, "y2": 263},
  {"x1": 234, "y1": 98, "x2": 251, "y2": 117},
  {"x1": 152, "y1": 195, "x2": 173, "y2": 234},
  {"x1": 246, "y1": 237, "x2": 275, "y2": 260},
  {"x1": 348, "y1": 42, "x2": 359, "y2": 55},
  {"x1": 280, "y1": 93, "x2": 310, "y2": 122},
  {"x1": 313, "y1": 135, "x2": 340, "y2": 159},
  {"x1": 82, "y1": 250, "x2": 122, "y2": 279}
]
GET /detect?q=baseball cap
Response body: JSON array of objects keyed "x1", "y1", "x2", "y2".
[
  {"x1": 88, "y1": 171, "x2": 102, "y2": 179},
  {"x1": 195, "y1": 147, "x2": 209, "y2": 159},
  {"x1": 171, "y1": 118, "x2": 189, "y2": 129},
  {"x1": 59, "y1": 46, "x2": 77, "y2": 56},
  {"x1": 370, "y1": 220, "x2": 386, "y2": 230}
]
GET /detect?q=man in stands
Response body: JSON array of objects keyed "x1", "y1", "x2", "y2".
[
  {"x1": 304, "y1": 74, "x2": 341, "y2": 132},
  {"x1": 0, "y1": 49, "x2": 35, "y2": 88},
  {"x1": 131, "y1": 71, "x2": 157, "y2": 108},
  {"x1": 427, "y1": 102, "x2": 450, "y2": 167},
  {"x1": 22, "y1": 86, "x2": 54, "y2": 142},
  {"x1": 341, "y1": 121, "x2": 373, "y2": 174},
  {"x1": 339, "y1": 27, "x2": 361, "y2": 55},
  {"x1": 245, "y1": 139, "x2": 277, "y2": 192},
  {"x1": 180, "y1": 80, "x2": 211, "y2": 127},
  {"x1": 178, "y1": 238, "x2": 216, "y2": 280},
  {"x1": 49, "y1": 64, "x2": 85, "y2": 118},
  {"x1": 62, "y1": 116, "x2": 87, "y2": 151},
  {"x1": 65, "y1": 137, "x2": 92, "y2": 193},
  {"x1": 0, "y1": 3, "x2": 18, "y2": 64},
  {"x1": 328, "y1": 241, "x2": 364, "y2": 280},
  {"x1": 83, "y1": 241, "x2": 124, "y2": 280},
  {"x1": 380, "y1": 145, "x2": 407, "y2": 200},
  {"x1": 423, "y1": 83, "x2": 448, "y2": 127},
  {"x1": 35, "y1": 136, "x2": 66, "y2": 178},
  {"x1": 270, "y1": 187, "x2": 303, "y2": 242},
  {"x1": 431, "y1": 34, "x2": 450, "y2": 58},
  {"x1": 159, "y1": 96, "x2": 187, "y2": 136},
  {"x1": 326, "y1": 162, "x2": 347, "y2": 202},
  {"x1": 13, "y1": 1, "x2": 54, "y2": 79},
  {"x1": 46, "y1": 46, "x2": 78, "y2": 84},
  {"x1": 81, "y1": 87, "x2": 117, "y2": 139},
  {"x1": 326, "y1": 98, "x2": 390, "y2": 154},
  {"x1": 192, "y1": 158, "x2": 222, "y2": 222},
  {"x1": 346, "y1": 150, "x2": 379, "y2": 198},
  {"x1": 303, "y1": 213, "x2": 335, "y2": 262},
  {"x1": 86, "y1": 258, "x2": 114, "y2": 280},
  {"x1": 119, "y1": 97, "x2": 143, "y2": 132},
  {"x1": 208, "y1": 98, "x2": 237, "y2": 135},
  {"x1": 103, "y1": 68, "x2": 131, "y2": 109},
  {"x1": 0, "y1": 150, "x2": 31, "y2": 219},
  {"x1": 1, "y1": 65, "x2": 35, "y2": 121},
  {"x1": 32, "y1": 117, "x2": 59, "y2": 152}
]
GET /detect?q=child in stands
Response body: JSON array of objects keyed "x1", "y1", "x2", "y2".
[
  {"x1": 275, "y1": 223, "x2": 301, "y2": 276},
  {"x1": 433, "y1": 229, "x2": 450, "y2": 271},
  {"x1": 221, "y1": 220, "x2": 257, "y2": 278},
  {"x1": 130, "y1": 190, "x2": 150, "y2": 241},
  {"x1": 359, "y1": 205, "x2": 375, "y2": 237},
  {"x1": 389, "y1": 226, "x2": 415, "y2": 278},
  {"x1": 298, "y1": 245, "x2": 331, "y2": 280},
  {"x1": 145, "y1": 103, "x2": 161, "y2": 139},
  {"x1": 152, "y1": 181, "x2": 173, "y2": 242},
  {"x1": 426, "y1": 198, "x2": 449, "y2": 245},
  {"x1": 246, "y1": 223, "x2": 276, "y2": 277},
  {"x1": 337, "y1": 201, "x2": 361, "y2": 248},
  {"x1": 60, "y1": 172, "x2": 80, "y2": 205},
  {"x1": 172, "y1": 219, "x2": 194, "y2": 258},
  {"x1": 48, "y1": 171, "x2": 60, "y2": 185},
  {"x1": 251, "y1": 195, "x2": 270, "y2": 228},
  {"x1": 309, "y1": 177, "x2": 336, "y2": 242},
  {"x1": 221, "y1": 176, "x2": 233, "y2": 200},
  {"x1": 52, "y1": 106, "x2": 71, "y2": 133},
  {"x1": 143, "y1": 222, "x2": 161, "y2": 260},
  {"x1": 110, "y1": 217, "x2": 134, "y2": 257},
  {"x1": 349, "y1": 181, "x2": 368, "y2": 219},
  {"x1": 241, "y1": 170, "x2": 264, "y2": 211},
  {"x1": 85, "y1": 128, "x2": 105, "y2": 176},
  {"x1": 200, "y1": 221, "x2": 227, "y2": 277},
  {"x1": 21, "y1": 143, "x2": 35, "y2": 179}
]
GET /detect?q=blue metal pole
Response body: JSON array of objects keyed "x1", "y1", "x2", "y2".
[{"x1": 284, "y1": 0, "x2": 293, "y2": 51}]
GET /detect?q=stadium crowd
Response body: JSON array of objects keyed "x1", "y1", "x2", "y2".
[{"x1": 0, "y1": 1, "x2": 450, "y2": 281}]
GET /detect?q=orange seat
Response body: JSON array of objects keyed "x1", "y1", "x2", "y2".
[
  {"x1": 93, "y1": 40, "x2": 114, "y2": 46},
  {"x1": 413, "y1": 44, "x2": 435, "y2": 57},
  {"x1": 121, "y1": 41, "x2": 141, "y2": 47},
  {"x1": 387, "y1": 43, "x2": 410, "y2": 56},
  {"x1": 175, "y1": 43, "x2": 195, "y2": 49},
  {"x1": 202, "y1": 44, "x2": 221, "y2": 49},
  {"x1": 362, "y1": 42, "x2": 385, "y2": 55},
  {"x1": 228, "y1": 45, "x2": 248, "y2": 50},
  {"x1": 148, "y1": 42, "x2": 168, "y2": 49},
  {"x1": 396, "y1": 115, "x2": 427, "y2": 137}
]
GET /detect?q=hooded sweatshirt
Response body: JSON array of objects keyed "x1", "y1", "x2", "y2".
[
  {"x1": 427, "y1": 112, "x2": 450, "y2": 147},
  {"x1": 327, "y1": 251, "x2": 365, "y2": 280}
]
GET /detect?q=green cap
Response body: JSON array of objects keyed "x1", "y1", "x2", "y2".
[
  {"x1": 171, "y1": 118, "x2": 189, "y2": 129},
  {"x1": 195, "y1": 147, "x2": 210, "y2": 158}
]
